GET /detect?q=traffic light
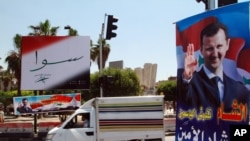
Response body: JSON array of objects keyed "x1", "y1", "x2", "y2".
[
  {"x1": 106, "y1": 15, "x2": 118, "y2": 40},
  {"x1": 218, "y1": 0, "x2": 237, "y2": 7}
]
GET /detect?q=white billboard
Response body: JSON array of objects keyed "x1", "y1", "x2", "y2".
[{"x1": 21, "y1": 36, "x2": 90, "y2": 90}]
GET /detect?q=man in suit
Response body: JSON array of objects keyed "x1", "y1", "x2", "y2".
[
  {"x1": 17, "y1": 98, "x2": 33, "y2": 113},
  {"x1": 179, "y1": 22, "x2": 249, "y2": 110},
  {"x1": 177, "y1": 22, "x2": 250, "y2": 140}
]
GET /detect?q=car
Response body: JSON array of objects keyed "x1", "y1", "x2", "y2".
[{"x1": 164, "y1": 113, "x2": 176, "y2": 132}]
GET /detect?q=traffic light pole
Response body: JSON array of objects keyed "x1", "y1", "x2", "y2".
[
  {"x1": 99, "y1": 14, "x2": 107, "y2": 97},
  {"x1": 99, "y1": 14, "x2": 118, "y2": 97},
  {"x1": 197, "y1": 0, "x2": 238, "y2": 10},
  {"x1": 208, "y1": 0, "x2": 216, "y2": 10},
  {"x1": 197, "y1": 0, "x2": 215, "y2": 10},
  {"x1": 99, "y1": 31, "x2": 103, "y2": 97}
]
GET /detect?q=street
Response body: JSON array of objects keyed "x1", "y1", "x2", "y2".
[
  {"x1": 165, "y1": 135, "x2": 175, "y2": 141},
  {"x1": 1, "y1": 115, "x2": 176, "y2": 141},
  {"x1": 1, "y1": 114, "x2": 61, "y2": 141}
]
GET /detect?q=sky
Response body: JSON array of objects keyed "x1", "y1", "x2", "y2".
[{"x1": 0, "y1": 0, "x2": 248, "y2": 82}]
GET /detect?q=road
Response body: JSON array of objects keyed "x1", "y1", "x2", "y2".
[
  {"x1": 165, "y1": 135, "x2": 175, "y2": 141},
  {"x1": 1, "y1": 114, "x2": 61, "y2": 141},
  {"x1": 2, "y1": 115, "x2": 176, "y2": 141}
]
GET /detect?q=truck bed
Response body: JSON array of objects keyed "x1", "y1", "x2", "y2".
[{"x1": 96, "y1": 96, "x2": 165, "y2": 141}]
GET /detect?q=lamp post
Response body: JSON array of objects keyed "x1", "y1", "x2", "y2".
[
  {"x1": 196, "y1": 0, "x2": 215, "y2": 10},
  {"x1": 65, "y1": 25, "x2": 79, "y2": 36},
  {"x1": 34, "y1": 26, "x2": 40, "y2": 36},
  {"x1": 64, "y1": 25, "x2": 71, "y2": 30},
  {"x1": 64, "y1": 25, "x2": 71, "y2": 35}
]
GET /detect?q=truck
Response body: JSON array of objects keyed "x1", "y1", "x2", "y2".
[{"x1": 46, "y1": 96, "x2": 165, "y2": 141}]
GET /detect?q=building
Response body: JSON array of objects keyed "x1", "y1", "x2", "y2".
[{"x1": 134, "y1": 63, "x2": 157, "y2": 95}]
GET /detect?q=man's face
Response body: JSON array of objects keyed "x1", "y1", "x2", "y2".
[
  {"x1": 23, "y1": 100, "x2": 28, "y2": 106},
  {"x1": 201, "y1": 29, "x2": 230, "y2": 73}
]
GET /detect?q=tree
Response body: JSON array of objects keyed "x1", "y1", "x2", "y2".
[
  {"x1": 5, "y1": 20, "x2": 60, "y2": 96},
  {"x1": 67, "y1": 28, "x2": 78, "y2": 36},
  {"x1": 156, "y1": 80, "x2": 177, "y2": 111},
  {"x1": 5, "y1": 34, "x2": 22, "y2": 95},
  {"x1": 89, "y1": 68, "x2": 141, "y2": 98},
  {"x1": 156, "y1": 80, "x2": 176, "y2": 101},
  {"x1": 91, "y1": 38, "x2": 110, "y2": 70},
  {"x1": 28, "y1": 19, "x2": 59, "y2": 36},
  {"x1": 1, "y1": 70, "x2": 14, "y2": 91}
]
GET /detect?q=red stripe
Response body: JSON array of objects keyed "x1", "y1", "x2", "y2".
[
  {"x1": 22, "y1": 36, "x2": 70, "y2": 54},
  {"x1": 0, "y1": 123, "x2": 33, "y2": 128}
]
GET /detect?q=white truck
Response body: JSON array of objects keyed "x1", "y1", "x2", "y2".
[{"x1": 46, "y1": 96, "x2": 165, "y2": 141}]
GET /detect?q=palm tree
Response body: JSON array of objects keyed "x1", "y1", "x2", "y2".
[
  {"x1": 5, "y1": 34, "x2": 21, "y2": 95},
  {"x1": 29, "y1": 19, "x2": 59, "y2": 36},
  {"x1": 5, "y1": 20, "x2": 60, "y2": 96},
  {"x1": 91, "y1": 38, "x2": 111, "y2": 70},
  {"x1": 1, "y1": 70, "x2": 13, "y2": 91},
  {"x1": 68, "y1": 28, "x2": 78, "y2": 36}
]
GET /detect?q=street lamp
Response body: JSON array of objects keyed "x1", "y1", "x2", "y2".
[
  {"x1": 34, "y1": 26, "x2": 40, "y2": 35},
  {"x1": 34, "y1": 26, "x2": 40, "y2": 29},
  {"x1": 64, "y1": 25, "x2": 71, "y2": 30},
  {"x1": 64, "y1": 25, "x2": 72, "y2": 36}
]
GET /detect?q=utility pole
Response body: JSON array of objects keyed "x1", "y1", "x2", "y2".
[
  {"x1": 196, "y1": 0, "x2": 215, "y2": 10},
  {"x1": 197, "y1": 0, "x2": 238, "y2": 10},
  {"x1": 99, "y1": 14, "x2": 118, "y2": 97},
  {"x1": 208, "y1": 0, "x2": 216, "y2": 10},
  {"x1": 99, "y1": 14, "x2": 106, "y2": 97}
]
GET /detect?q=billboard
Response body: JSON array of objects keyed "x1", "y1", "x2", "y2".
[
  {"x1": 21, "y1": 36, "x2": 90, "y2": 90},
  {"x1": 13, "y1": 93, "x2": 81, "y2": 115},
  {"x1": 176, "y1": 2, "x2": 250, "y2": 141}
]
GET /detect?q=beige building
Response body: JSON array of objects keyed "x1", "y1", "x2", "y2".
[
  {"x1": 134, "y1": 63, "x2": 157, "y2": 95},
  {"x1": 109, "y1": 61, "x2": 158, "y2": 95}
]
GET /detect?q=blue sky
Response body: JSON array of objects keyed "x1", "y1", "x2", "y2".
[{"x1": 0, "y1": 0, "x2": 248, "y2": 81}]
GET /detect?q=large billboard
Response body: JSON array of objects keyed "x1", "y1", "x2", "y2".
[
  {"x1": 176, "y1": 2, "x2": 250, "y2": 141},
  {"x1": 21, "y1": 36, "x2": 90, "y2": 90},
  {"x1": 13, "y1": 93, "x2": 81, "y2": 115}
]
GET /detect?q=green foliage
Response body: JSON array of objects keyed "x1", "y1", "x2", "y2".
[
  {"x1": 156, "y1": 80, "x2": 177, "y2": 101},
  {"x1": 90, "y1": 68, "x2": 141, "y2": 97},
  {"x1": 0, "y1": 90, "x2": 33, "y2": 97},
  {"x1": 0, "y1": 90, "x2": 34, "y2": 106}
]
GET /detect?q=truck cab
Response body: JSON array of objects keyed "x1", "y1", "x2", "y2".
[{"x1": 46, "y1": 99, "x2": 96, "y2": 141}]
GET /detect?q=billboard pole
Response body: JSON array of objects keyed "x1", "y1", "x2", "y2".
[{"x1": 34, "y1": 90, "x2": 37, "y2": 134}]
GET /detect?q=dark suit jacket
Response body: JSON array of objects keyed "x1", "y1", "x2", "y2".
[
  {"x1": 17, "y1": 106, "x2": 33, "y2": 113},
  {"x1": 178, "y1": 68, "x2": 249, "y2": 111},
  {"x1": 176, "y1": 68, "x2": 250, "y2": 140}
]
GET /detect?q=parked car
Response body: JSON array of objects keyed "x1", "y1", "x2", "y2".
[{"x1": 164, "y1": 113, "x2": 176, "y2": 132}]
